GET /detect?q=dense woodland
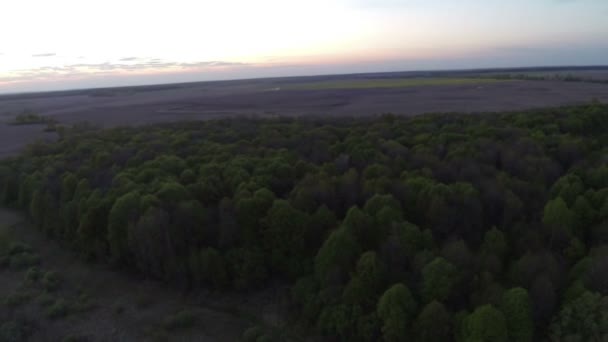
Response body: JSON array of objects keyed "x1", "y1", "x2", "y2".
[{"x1": 1, "y1": 103, "x2": 608, "y2": 341}]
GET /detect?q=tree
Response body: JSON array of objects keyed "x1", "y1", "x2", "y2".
[
  {"x1": 317, "y1": 304, "x2": 357, "y2": 339},
  {"x1": 197, "y1": 247, "x2": 228, "y2": 289},
  {"x1": 550, "y1": 291, "x2": 608, "y2": 341},
  {"x1": 342, "y1": 206, "x2": 376, "y2": 250},
  {"x1": 421, "y1": 257, "x2": 458, "y2": 303},
  {"x1": 107, "y1": 191, "x2": 140, "y2": 264},
  {"x1": 127, "y1": 206, "x2": 170, "y2": 278},
  {"x1": 377, "y1": 283, "x2": 418, "y2": 341},
  {"x1": 261, "y1": 199, "x2": 311, "y2": 278},
  {"x1": 481, "y1": 227, "x2": 508, "y2": 259},
  {"x1": 413, "y1": 300, "x2": 452, "y2": 341},
  {"x1": 463, "y1": 305, "x2": 508, "y2": 342},
  {"x1": 542, "y1": 197, "x2": 574, "y2": 248},
  {"x1": 343, "y1": 251, "x2": 386, "y2": 307},
  {"x1": 501, "y1": 287, "x2": 534, "y2": 342},
  {"x1": 225, "y1": 247, "x2": 267, "y2": 290},
  {"x1": 315, "y1": 227, "x2": 360, "y2": 288}
]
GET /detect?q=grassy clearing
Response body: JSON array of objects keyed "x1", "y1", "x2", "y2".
[{"x1": 288, "y1": 77, "x2": 509, "y2": 90}]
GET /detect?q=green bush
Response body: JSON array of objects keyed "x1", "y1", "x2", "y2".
[
  {"x1": 36, "y1": 293, "x2": 56, "y2": 307},
  {"x1": 0, "y1": 255, "x2": 9, "y2": 269},
  {"x1": 0, "y1": 319, "x2": 31, "y2": 342},
  {"x1": 12, "y1": 112, "x2": 53, "y2": 125},
  {"x1": 242, "y1": 326, "x2": 264, "y2": 342},
  {"x1": 256, "y1": 334, "x2": 274, "y2": 342},
  {"x1": 4, "y1": 290, "x2": 34, "y2": 307},
  {"x1": 62, "y1": 334, "x2": 90, "y2": 342},
  {"x1": 72, "y1": 292, "x2": 96, "y2": 313},
  {"x1": 0, "y1": 229, "x2": 11, "y2": 256},
  {"x1": 46, "y1": 298, "x2": 69, "y2": 319},
  {"x1": 41, "y1": 270, "x2": 61, "y2": 292},
  {"x1": 24, "y1": 266, "x2": 41, "y2": 284},
  {"x1": 162, "y1": 309, "x2": 197, "y2": 331},
  {"x1": 8, "y1": 242, "x2": 32, "y2": 256},
  {"x1": 9, "y1": 252, "x2": 40, "y2": 270}
]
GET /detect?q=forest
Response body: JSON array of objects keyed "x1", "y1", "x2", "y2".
[{"x1": 1, "y1": 103, "x2": 607, "y2": 341}]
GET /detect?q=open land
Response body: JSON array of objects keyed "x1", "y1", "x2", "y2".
[{"x1": 1, "y1": 66, "x2": 607, "y2": 158}]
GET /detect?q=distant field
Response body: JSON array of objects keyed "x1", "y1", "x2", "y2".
[{"x1": 288, "y1": 77, "x2": 509, "y2": 90}]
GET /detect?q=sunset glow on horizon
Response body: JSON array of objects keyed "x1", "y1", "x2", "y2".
[{"x1": 1, "y1": 0, "x2": 607, "y2": 93}]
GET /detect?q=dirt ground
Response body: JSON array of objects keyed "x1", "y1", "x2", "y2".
[
  {"x1": 0, "y1": 209, "x2": 295, "y2": 342},
  {"x1": 1, "y1": 70, "x2": 607, "y2": 158}
]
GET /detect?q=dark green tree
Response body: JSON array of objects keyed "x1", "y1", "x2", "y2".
[
  {"x1": 421, "y1": 257, "x2": 459, "y2": 303},
  {"x1": 413, "y1": 300, "x2": 452, "y2": 341},
  {"x1": 377, "y1": 283, "x2": 418, "y2": 341},
  {"x1": 462, "y1": 304, "x2": 508, "y2": 342},
  {"x1": 501, "y1": 287, "x2": 534, "y2": 342}
]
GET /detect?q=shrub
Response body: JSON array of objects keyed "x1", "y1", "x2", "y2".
[
  {"x1": 162, "y1": 309, "x2": 197, "y2": 331},
  {"x1": 242, "y1": 326, "x2": 264, "y2": 342},
  {"x1": 256, "y1": 334, "x2": 274, "y2": 342},
  {"x1": 0, "y1": 229, "x2": 11, "y2": 256},
  {"x1": 8, "y1": 242, "x2": 32, "y2": 256},
  {"x1": 72, "y1": 292, "x2": 96, "y2": 313},
  {"x1": 41, "y1": 271, "x2": 61, "y2": 292},
  {"x1": 24, "y1": 266, "x2": 41, "y2": 284},
  {"x1": 4, "y1": 290, "x2": 34, "y2": 307},
  {"x1": 0, "y1": 318, "x2": 31, "y2": 342},
  {"x1": 46, "y1": 298, "x2": 69, "y2": 319},
  {"x1": 9, "y1": 252, "x2": 40, "y2": 270},
  {"x1": 36, "y1": 293, "x2": 56, "y2": 307},
  {"x1": 0, "y1": 256, "x2": 9, "y2": 269},
  {"x1": 62, "y1": 334, "x2": 90, "y2": 342}
]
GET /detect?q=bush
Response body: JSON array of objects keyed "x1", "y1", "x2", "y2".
[
  {"x1": 9, "y1": 252, "x2": 40, "y2": 270},
  {"x1": 0, "y1": 318, "x2": 31, "y2": 342},
  {"x1": 8, "y1": 242, "x2": 32, "y2": 256},
  {"x1": 12, "y1": 112, "x2": 52, "y2": 125},
  {"x1": 256, "y1": 334, "x2": 274, "y2": 342},
  {"x1": 72, "y1": 292, "x2": 96, "y2": 313},
  {"x1": 162, "y1": 309, "x2": 197, "y2": 331},
  {"x1": 242, "y1": 326, "x2": 264, "y2": 342},
  {"x1": 4, "y1": 290, "x2": 34, "y2": 307},
  {"x1": 41, "y1": 270, "x2": 61, "y2": 292},
  {"x1": 24, "y1": 266, "x2": 41, "y2": 284},
  {"x1": 46, "y1": 298, "x2": 69, "y2": 319},
  {"x1": 36, "y1": 293, "x2": 56, "y2": 307},
  {"x1": 0, "y1": 229, "x2": 11, "y2": 256},
  {"x1": 62, "y1": 334, "x2": 90, "y2": 342},
  {"x1": 135, "y1": 294, "x2": 154, "y2": 309},
  {"x1": 0, "y1": 256, "x2": 9, "y2": 269}
]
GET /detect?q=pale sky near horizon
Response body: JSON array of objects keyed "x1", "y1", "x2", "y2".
[{"x1": 1, "y1": 0, "x2": 607, "y2": 93}]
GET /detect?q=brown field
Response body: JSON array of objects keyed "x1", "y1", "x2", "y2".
[{"x1": 1, "y1": 69, "x2": 607, "y2": 157}]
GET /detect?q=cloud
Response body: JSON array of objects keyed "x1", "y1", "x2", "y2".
[
  {"x1": 179, "y1": 61, "x2": 246, "y2": 68},
  {"x1": 348, "y1": 0, "x2": 416, "y2": 9},
  {"x1": 1, "y1": 58, "x2": 249, "y2": 83},
  {"x1": 32, "y1": 53, "x2": 56, "y2": 57}
]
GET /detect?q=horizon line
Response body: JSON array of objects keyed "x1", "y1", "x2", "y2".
[{"x1": 1, "y1": 64, "x2": 607, "y2": 97}]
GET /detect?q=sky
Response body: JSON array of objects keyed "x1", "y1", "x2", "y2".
[{"x1": 1, "y1": 0, "x2": 607, "y2": 93}]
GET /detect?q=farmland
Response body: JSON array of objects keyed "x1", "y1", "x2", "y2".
[
  {"x1": 1, "y1": 67, "x2": 607, "y2": 159},
  {"x1": 286, "y1": 77, "x2": 509, "y2": 90}
]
